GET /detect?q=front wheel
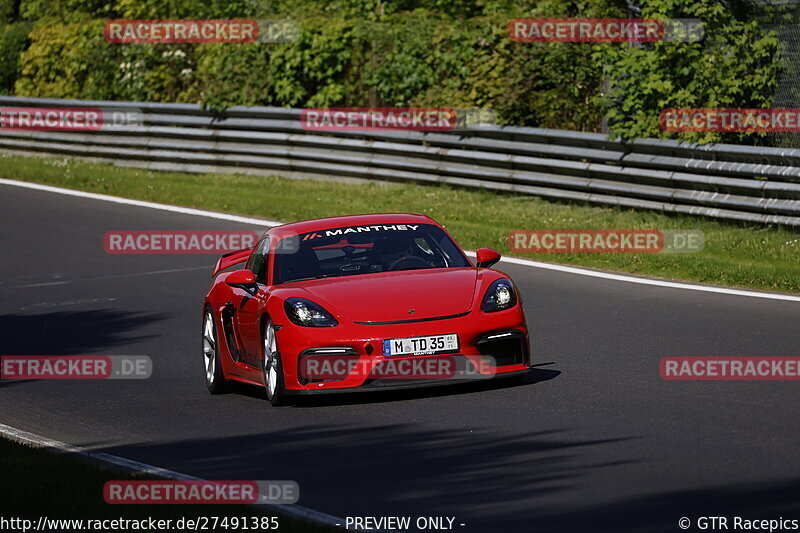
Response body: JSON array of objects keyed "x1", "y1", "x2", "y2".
[
  {"x1": 203, "y1": 306, "x2": 228, "y2": 394},
  {"x1": 263, "y1": 320, "x2": 287, "y2": 406}
]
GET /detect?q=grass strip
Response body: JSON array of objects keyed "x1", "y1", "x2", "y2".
[{"x1": 1, "y1": 152, "x2": 798, "y2": 293}]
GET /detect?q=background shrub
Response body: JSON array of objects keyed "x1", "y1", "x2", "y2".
[
  {"x1": 0, "y1": 23, "x2": 32, "y2": 95},
  {"x1": 14, "y1": 18, "x2": 117, "y2": 99},
  {"x1": 1, "y1": 0, "x2": 787, "y2": 145}
]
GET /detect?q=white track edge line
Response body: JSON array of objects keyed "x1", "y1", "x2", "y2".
[
  {"x1": 2, "y1": 177, "x2": 798, "y2": 303},
  {"x1": 0, "y1": 178, "x2": 283, "y2": 227},
  {"x1": 0, "y1": 423, "x2": 344, "y2": 528},
  {"x1": 469, "y1": 253, "x2": 800, "y2": 302}
]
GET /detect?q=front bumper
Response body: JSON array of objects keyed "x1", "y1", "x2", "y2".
[
  {"x1": 285, "y1": 368, "x2": 531, "y2": 395},
  {"x1": 276, "y1": 309, "x2": 530, "y2": 392}
]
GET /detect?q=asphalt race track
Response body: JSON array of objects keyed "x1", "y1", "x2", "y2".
[{"x1": 1, "y1": 181, "x2": 799, "y2": 532}]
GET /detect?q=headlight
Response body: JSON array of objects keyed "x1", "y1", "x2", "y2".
[
  {"x1": 284, "y1": 298, "x2": 338, "y2": 327},
  {"x1": 481, "y1": 279, "x2": 517, "y2": 312}
]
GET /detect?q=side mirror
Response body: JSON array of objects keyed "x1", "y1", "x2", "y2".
[
  {"x1": 226, "y1": 269, "x2": 259, "y2": 294},
  {"x1": 475, "y1": 248, "x2": 501, "y2": 269}
]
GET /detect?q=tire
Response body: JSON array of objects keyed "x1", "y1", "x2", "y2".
[
  {"x1": 203, "y1": 305, "x2": 228, "y2": 394},
  {"x1": 262, "y1": 320, "x2": 288, "y2": 406}
]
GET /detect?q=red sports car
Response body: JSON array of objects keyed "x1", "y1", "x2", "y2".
[{"x1": 202, "y1": 214, "x2": 530, "y2": 405}]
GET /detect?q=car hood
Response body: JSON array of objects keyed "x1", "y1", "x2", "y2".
[{"x1": 298, "y1": 268, "x2": 478, "y2": 323}]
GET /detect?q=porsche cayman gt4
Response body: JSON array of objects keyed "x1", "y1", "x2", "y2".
[{"x1": 202, "y1": 214, "x2": 531, "y2": 405}]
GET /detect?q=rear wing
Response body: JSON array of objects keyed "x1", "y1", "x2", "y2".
[{"x1": 211, "y1": 247, "x2": 253, "y2": 277}]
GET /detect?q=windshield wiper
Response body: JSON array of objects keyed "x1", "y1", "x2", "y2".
[{"x1": 286, "y1": 274, "x2": 340, "y2": 282}]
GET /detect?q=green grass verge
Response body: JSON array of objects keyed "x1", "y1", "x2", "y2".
[
  {"x1": 1, "y1": 152, "x2": 798, "y2": 293},
  {"x1": 0, "y1": 437, "x2": 338, "y2": 532}
]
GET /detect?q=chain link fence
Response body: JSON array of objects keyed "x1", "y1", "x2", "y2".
[
  {"x1": 758, "y1": 0, "x2": 800, "y2": 147},
  {"x1": 619, "y1": 1, "x2": 800, "y2": 147}
]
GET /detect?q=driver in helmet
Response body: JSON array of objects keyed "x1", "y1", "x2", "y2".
[{"x1": 372, "y1": 233, "x2": 418, "y2": 271}]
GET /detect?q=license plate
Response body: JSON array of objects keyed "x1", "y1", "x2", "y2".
[{"x1": 382, "y1": 334, "x2": 459, "y2": 357}]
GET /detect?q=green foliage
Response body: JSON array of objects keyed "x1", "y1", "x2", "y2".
[
  {"x1": 601, "y1": 0, "x2": 782, "y2": 143},
  {"x1": 0, "y1": 0, "x2": 18, "y2": 23},
  {"x1": 14, "y1": 18, "x2": 118, "y2": 99},
  {"x1": 194, "y1": 8, "x2": 613, "y2": 129},
  {"x1": 355, "y1": 6, "x2": 618, "y2": 129},
  {"x1": 406, "y1": 16, "x2": 510, "y2": 111},
  {"x1": 113, "y1": 0, "x2": 257, "y2": 19},
  {"x1": 19, "y1": 0, "x2": 114, "y2": 20},
  {"x1": 195, "y1": 43, "x2": 271, "y2": 109},
  {"x1": 114, "y1": 44, "x2": 199, "y2": 103},
  {"x1": 198, "y1": 17, "x2": 356, "y2": 110},
  {"x1": 361, "y1": 14, "x2": 459, "y2": 107},
  {"x1": 4, "y1": 0, "x2": 788, "y2": 145},
  {"x1": 0, "y1": 23, "x2": 31, "y2": 94}
]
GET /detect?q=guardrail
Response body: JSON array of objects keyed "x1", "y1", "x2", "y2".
[{"x1": 1, "y1": 96, "x2": 799, "y2": 227}]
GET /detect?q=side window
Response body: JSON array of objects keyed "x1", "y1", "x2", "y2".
[{"x1": 246, "y1": 237, "x2": 270, "y2": 284}]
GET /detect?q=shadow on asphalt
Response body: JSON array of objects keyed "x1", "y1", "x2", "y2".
[
  {"x1": 97, "y1": 423, "x2": 636, "y2": 531},
  {"x1": 0, "y1": 309, "x2": 165, "y2": 385},
  {"x1": 0, "y1": 309, "x2": 164, "y2": 356},
  {"x1": 95, "y1": 424, "x2": 800, "y2": 532},
  {"x1": 530, "y1": 477, "x2": 800, "y2": 532}
]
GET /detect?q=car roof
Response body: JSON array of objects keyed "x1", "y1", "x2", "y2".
[{"x1": 266, "y1": 213, "x2": 438, "y2": 237}]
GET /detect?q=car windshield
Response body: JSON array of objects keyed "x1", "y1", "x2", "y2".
[{"x1": 273, "y1": 223, "x2": 470, "y2": 284}]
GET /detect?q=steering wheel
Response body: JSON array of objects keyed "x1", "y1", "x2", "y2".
[{"x1": 387, "y1": 255, "x2": 431, "y2": 271}]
